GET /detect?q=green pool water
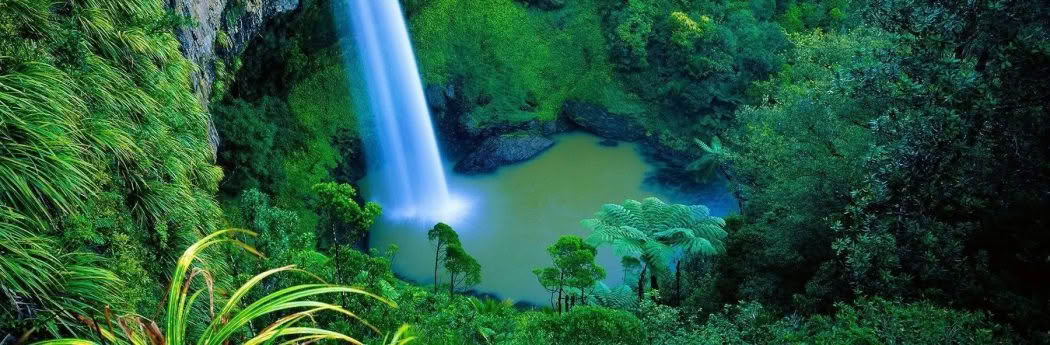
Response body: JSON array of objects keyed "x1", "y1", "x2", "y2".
[{"x1": 367, "y1": 132, "x2": 736, "y2": 305}]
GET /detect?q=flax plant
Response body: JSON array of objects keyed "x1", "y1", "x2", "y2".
[{"x1": 32, "y1": 230, "x2": 414, "y2": 345}]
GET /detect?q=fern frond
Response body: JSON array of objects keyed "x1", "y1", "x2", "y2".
[
  {"x1": 582, "y1": 198, "x2": 728, "y2": 279},
  {"x1": 589, "y1": 282, "x2": 636, "y2": 310}
]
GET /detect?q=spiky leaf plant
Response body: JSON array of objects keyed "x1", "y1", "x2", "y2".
[
  {"x1": 1, "y1": 208, "x2": 124, "y2": 336},
  {"x1": 30, "y1": 230, "x2": 414, "y2": 345},
  {"x1": 2, "y1": 0, "x2": 226, "y2": 325}
]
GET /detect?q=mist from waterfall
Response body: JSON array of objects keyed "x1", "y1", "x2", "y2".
[{"x1": 347, "y1": 0, "x2": 459, "y2": 222}]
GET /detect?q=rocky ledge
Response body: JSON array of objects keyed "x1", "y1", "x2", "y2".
[
  {"x1": 427, "y1": 83, "x2": 695, "y2": 174},
  {"x1": 561, "y1": 101, "x2": 647, "y2": 142},
  {"x1": 454, "y1": 134, "x2": 555, "y2": 174},
  {"x1": 426, "y1": 83, "x2": 572, "y2": 158}
]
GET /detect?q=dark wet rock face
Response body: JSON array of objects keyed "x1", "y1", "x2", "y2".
[
  {"x1": 454, "y1": 134, "x2": 555, "y2": 174},
  {"x1": 427, "y1": 83, "x2": 570, "y2": 158},
  {"x1": 561, "y1": 101, "x2": 646, "y2": 142},
  {"x1": 167, "y1": 0, "x2": 300, "y2": 152},
  {"x1": 599, "y1": 139, "x2": 619, "y2": 147}
]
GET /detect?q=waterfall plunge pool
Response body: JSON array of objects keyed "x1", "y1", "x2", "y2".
[{"x1": 364, "y1": 133, "x2": 737, "y2": 306}]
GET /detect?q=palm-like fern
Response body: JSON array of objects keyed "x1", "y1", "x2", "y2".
[
  {"x1": 588, "y1": 282, "x2": 636, "y2": 310},
  {"x1": 32, "y1": 230, "x2": 414, "y2": 345},
  {"x1": 582, "y1": 198, "x2": 726, "y2": 300},
  {"x1": 687, "y1": 136, "x2": 728, "y2": 183},
  {"x1": 581, "y1": 199, "x2": 673, "y2": 265},
  {"x1": 650, "y1": 204, "x2": 727, "y2": 256}
]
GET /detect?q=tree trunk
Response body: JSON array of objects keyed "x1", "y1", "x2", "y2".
[
  {"x1": 433, "y1": 241, "x2": 441, "y2": 293},
  {"x1": 637, "y1": 264, "x2": 647, "y2": 300},
  {"x1": 332, "y1": 222, "x2": 346, "y2": 307},
  {"x1": 556, "y1": 286, "x2": 563, "y2": 313},
  {"x1": 650, "y1": 269, "x2": 659, "y2": 291},
  {"x1": 449, "y1": 273, "x2": 456, "y2": 295}
]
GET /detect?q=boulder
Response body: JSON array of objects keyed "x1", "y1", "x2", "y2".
[
  {"x1": 561, "y1": 101, "x2": 646, "y2": 142},
  {"x1": 454, "y1": 134, "x2": 555, "y2": 174},
  {"x1": 538, "y1": 115, "x2": 575, "y2": 136}
]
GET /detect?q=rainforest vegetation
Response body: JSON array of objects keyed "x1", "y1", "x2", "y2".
[{"x1": 2, "y1": 0, "x2": 1049, "y2": 344}]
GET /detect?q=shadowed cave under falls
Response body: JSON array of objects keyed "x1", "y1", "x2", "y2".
[{"x1": 344, "y1": 0, "x2": 736, "y2": 305}]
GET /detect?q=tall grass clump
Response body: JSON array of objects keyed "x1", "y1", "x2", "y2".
[{"x1": 2, "y1": 0, "x2": 226, "y2": 330}]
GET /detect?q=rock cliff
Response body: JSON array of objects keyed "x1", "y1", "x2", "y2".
[{"x1": 167, "y1": 0, "x2": 300, "y2": 152}]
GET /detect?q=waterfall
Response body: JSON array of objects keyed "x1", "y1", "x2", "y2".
[{"x1": 348, "y1": 0, "x2": 459, "y2": 221}]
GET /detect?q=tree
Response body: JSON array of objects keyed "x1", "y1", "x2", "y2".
[
  {"x1": 427, "y1": 222, "x2": 460, "y2": 293},
  {"x1": 583, "y1": 198, "x2": 725, "y2": 301},
  {"x1": 311, "y1": 182, "x2": 380, "y2": 306},
  {"x1": 444, "y1": 244, "x2": 481, "y2": 295},
  {"x1": 607, "y1": 0, "x2": 654, "y2": 70},
  {"x1": 650, "y1": 204, "x2": 726, "y2": 304},
  {"x1": 599, "y1": 0, "x2": 790, "y2": 140},
  {"x1": 230, "y1": 190, "x2": 321, "y2": 285},
  {"x1": 533, "y1": 236, "x2": 606, "y2": 312},
  {"x1": 726, "y1": 2, "x2": 1050, "y2": 334},
  {"x1": 831, "y1": 0, "x2": 1050, "y2": 332},
  {"x1": 312, "y1": 182, "x2": 381, "y2": 248}
]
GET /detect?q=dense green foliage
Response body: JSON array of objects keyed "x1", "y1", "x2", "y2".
[
  {"x1": 602, "y1": 0, "x2": 791, "y2": 137},
  {"x1": 1, "y1": 0, "x2": 222, "y2": 332},
  {"x1": 408, "y1": 0, "x2": 621, "y2": 123},
  {"x1": 718, "y1": 27, "x2": 894, "y2": 307},
  {"x1": 213, "y1": 49, "x2": 361, "y2": 216},
  {"x1": 4, "y1": 0, "x2": 1050, "y2": 344},
  {"x1": 717, "y1": 1, "x2": 1050, "y2": 336},
  {"x1": 214, "y1": 10, "x2": 363, "y2": 234},
  {"x1": 313, "y1": 182, "x2": 381, "y2": 247},
  {"x1": 405, "y1": 0, "x2": 797, "y2": 152}
]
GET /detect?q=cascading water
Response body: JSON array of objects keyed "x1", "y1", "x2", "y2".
[{"x1": 347, "y1": 0, "x2": 462, "y2": 221}]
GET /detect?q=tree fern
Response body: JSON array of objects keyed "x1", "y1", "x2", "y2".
[
  {"x1": 583, "y1": 197, "x2": 726, "y2": 300},
  {"x1": 589, "y1": 282, "x2": 636, "y2": 310},
  {"x1": 687, "y1": 136, "x2": 729, "y2": 183}
]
